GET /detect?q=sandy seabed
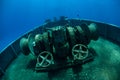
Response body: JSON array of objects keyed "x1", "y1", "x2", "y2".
[{"x1": 2, "y1": 37, "x2": 120, "y2": 80}]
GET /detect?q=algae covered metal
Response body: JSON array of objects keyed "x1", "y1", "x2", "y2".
[{"x1": 20, "y1": 17, "x2": 99, "y2": 72}]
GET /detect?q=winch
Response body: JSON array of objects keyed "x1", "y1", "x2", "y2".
[{"x1": 20, "y1": 22, "x2": 99, "y2": 72}]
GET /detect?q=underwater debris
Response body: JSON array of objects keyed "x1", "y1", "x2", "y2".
[{"x1": 19, "y1": 18, "x2": 99, "y2": 72}]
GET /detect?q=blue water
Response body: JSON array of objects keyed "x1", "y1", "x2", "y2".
[{"x1": 0, "y1": 0, "x2": 120, "y2": 52}]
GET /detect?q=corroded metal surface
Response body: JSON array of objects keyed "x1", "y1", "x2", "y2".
[{"x1": 1, "y1": 17, "x2": 120, "y2": 80}]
